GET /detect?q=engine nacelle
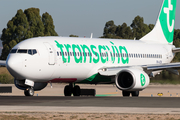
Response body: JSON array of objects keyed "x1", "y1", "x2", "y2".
[
  {"x1": 14, "y1": 79, "x2": 48, "y2": 91},
  {"x1": 115, "y1": 68, "x2": 150, "y2": 91}
]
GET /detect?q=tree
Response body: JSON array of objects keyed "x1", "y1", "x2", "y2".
[
  {"x1": 0, "y1": 8, "x2": 58, "y2": 60},
  {"x1": 101, "y1": 16, "x2": 152, "y2": 39},
  {"x1": 116, "y1": 23, "x2": 132, "y2": 39},
  {"x1": 69, "y1": 34, "x2": 79, "y2": 37},
  {"x1": 103, "y1": 20, "x2": 117, "y2": 38},
  {"x1": 42, "y1": 12, "x2": 58, "y2": 36},
  {"x1": 130, "y1": 16, "x2": 150, "y2": 40}
]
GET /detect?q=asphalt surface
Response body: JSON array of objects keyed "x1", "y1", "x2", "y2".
[
  {"x1": 0, "y1": 96, "x2": 179, "y2": 108},
  {"x1": 1, "y1": 84, "x2": 180, "y2": 114}
]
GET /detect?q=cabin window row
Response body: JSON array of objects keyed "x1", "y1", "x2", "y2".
[{"x1": 57, "y1": 51, "x2": 162, "y2": 59}]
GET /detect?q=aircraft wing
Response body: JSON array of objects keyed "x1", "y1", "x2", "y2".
[
  {"x1": 0, "y1": 60, "x2": 6, "y2": 67},
  {"x1": 143, "y1": 63, "x2": 180, "y2": 71},
  {"x1": 98, "y1": 62, "x2": 180, "y2": 76}
]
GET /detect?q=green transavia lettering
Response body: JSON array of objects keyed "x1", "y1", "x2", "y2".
[{"x1": 55, "y1": 40, "x2": 129, "y2": 64}]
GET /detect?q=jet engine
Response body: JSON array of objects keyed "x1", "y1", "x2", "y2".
[
  {"x1": 14, "y1": 79, "x2": 48, "y2": 91},
  {"x1": 115, "y1": 68, "x2": 150, "y2": 91}
]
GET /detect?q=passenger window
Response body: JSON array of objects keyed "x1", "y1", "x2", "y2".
[{"x1": 57, "y1": 52, "x2": 59, "y2": 56}]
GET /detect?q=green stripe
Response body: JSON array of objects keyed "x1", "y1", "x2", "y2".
[{"x1": 78, "y1": 73, "x2": 112, "y2": 84}]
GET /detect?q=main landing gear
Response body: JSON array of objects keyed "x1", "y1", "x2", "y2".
[
  {"x1": 122, "y1": 91, "x2": 139, "y2": 97},
  {"x1": 64, "y1": 83, "x2": 81, "y2": 96},
  {"x1": 24, "y1": 87, "x2": 34, "y2": 96}
]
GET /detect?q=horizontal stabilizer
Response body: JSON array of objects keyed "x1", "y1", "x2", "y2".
[
  {"x1": 172, "y1": 48, "x2": 180, "y2": 53},
  {"x1": 0, "y1": 60, "x2": 6, "y2": 67}
]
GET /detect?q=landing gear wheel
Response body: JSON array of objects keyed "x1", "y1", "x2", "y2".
[
  {"x1": 73, "y1": 85, "x2": 81, "y2": 96},
  {"x1": 122, "y1": 91, "x2": 130, "y2": 97},
  {"x1": 131, "y1": 91, "x2": 139, "y2": 97},
  {"x1": 24, "y1": 88, "x2": 34, "y2": 96},
  {"x1": 64, "y1": 85, "x2": 72, "y2": 96}
]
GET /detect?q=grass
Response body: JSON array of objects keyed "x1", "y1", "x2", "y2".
[
  {"x1": 150, "y1": 79, "x2": 180, "y2": 84},
  {"x1": 0, "y1": 67, "x2": 13, "y2": 84}
]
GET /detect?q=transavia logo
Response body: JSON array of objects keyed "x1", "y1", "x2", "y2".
[
  {"x1": 159, "y1": 0, "x2": 176, "y2": 43},
  {"x1": 164, "y1": 0, "x2": 174, "y2": 32},
  {"x1": 140, "y1": 74, "x2": 146, "y2": 86},
  {"x1": 55, "y1": 40, "x2": 129, "y2": 64}
]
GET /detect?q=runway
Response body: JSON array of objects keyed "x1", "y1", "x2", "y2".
[
  {"x1": 0, "y1": 96, "x2": 180, "y2": 108},
  {"x1": 1, "y1": 96, "x2": 180, "y2": 114},
  {"x1": 1, "y1": 84, "x2": 180, "y2": 114}
]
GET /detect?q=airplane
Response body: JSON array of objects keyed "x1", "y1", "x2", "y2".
[{"x1": 0, "y1": 0, "x2": 179, "y2": 97}]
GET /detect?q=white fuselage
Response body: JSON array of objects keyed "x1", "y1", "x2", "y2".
[{"x1": 6, "y1": 36, "x2": 174, "y2": 83}]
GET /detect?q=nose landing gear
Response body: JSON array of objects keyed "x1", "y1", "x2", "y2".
[{"x1": 24, "y1": 87, "x2": 34, "y2": 96}]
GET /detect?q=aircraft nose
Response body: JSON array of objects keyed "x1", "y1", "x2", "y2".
[{"x1": 6, "y1": 55, "x2": 24, "y2": 79}]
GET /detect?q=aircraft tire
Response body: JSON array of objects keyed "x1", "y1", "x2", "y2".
[
  {"x1": 24, "y1": 88, "x2": 34, "y2": 96},
  {"x1": 122, "y1": 91, "x2": 130, "y2": 97},
  {"x1": 64, "y1": 85, "x2": 72, "y2": 96},
  {"x1": 131, "y1": 91, "x2": 139, "y2": 97},
  {"x1": 73, "y1": 85, "x2": 81, "y2": 96}
]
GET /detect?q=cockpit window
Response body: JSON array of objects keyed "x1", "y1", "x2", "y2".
[
  {"x1": 13, "y1": 49, "x2": 38, "y2": 55},
  {"x1": 17, "y1": 49, "x2": 27, "y2": 53},
  {"x1": 10, "y1": 49, "x2": 17, "y2": 53},
  {"x1": 28, "y1": 49, "x2": 37, "y2": 55},
  {"x1": 28, "y1": 50, "x2": 32, "y2": 55},
  {"x1": 32, "y1": 49, "x2": 37, "y2": 54}
]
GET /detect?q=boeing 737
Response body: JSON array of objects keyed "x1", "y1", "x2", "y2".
[{"x1": 0, "y1": 0, "x2": 179, "y2": 97}]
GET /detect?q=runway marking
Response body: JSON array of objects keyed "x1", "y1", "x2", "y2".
[{"x1": 96, "y1": 92, "x2": 120, "y2": 96}]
